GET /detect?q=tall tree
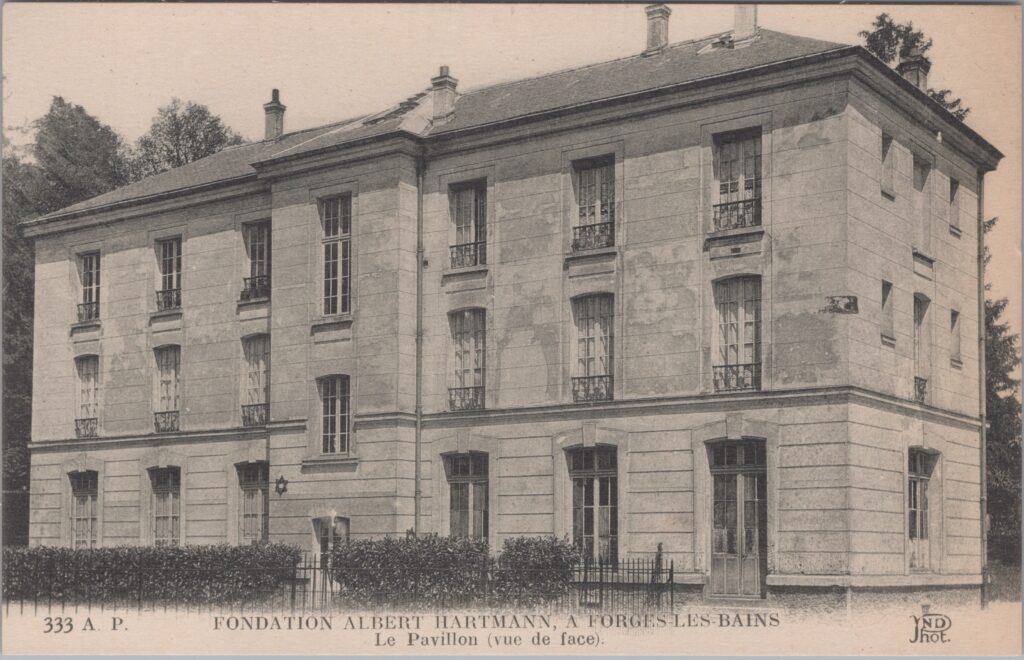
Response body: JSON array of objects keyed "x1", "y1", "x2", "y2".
[
  {"x1": 130, "y1": 98, "x2": 244, "y2": 180},
  {"x1": 859, "y1": 13, "x2": 971, "y2": 121}
]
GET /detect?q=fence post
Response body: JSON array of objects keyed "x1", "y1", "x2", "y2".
[{"x1": 669, "y1": 560, "x2": 674, "y2": 610}]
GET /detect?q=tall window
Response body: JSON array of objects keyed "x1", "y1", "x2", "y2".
[
  {"x1": 314, "y1": 516, "x2": 349, "y2": 558},
  {"x1": 242, "y1": 222, "x2": 271, "y2": 301},
  {"x1": 319, "y1": 375, "x2": 351, "y2": 454},
  {"x1": 950, "y1": 309, "x2": 962, "y2": 365},
  {"x1": 880, "y1": 133, "x2": 895, "y2": 197},
  {"x1": 242, "y1": 335, "x2": 270, "y2": 426},
  {"x1": 881, "y1": 280, "x2": 895, "y2": 341},
  {"x1": 156, "y1": 237, "x2": 182, "y2": 310},
  {"x1": 568, "y1": 446, "x2": 618, "y2": 564},
  {"x1": 714, "y1": 132, "x2": 761, "y2": 231},
  {"x1": 78, "y1": 252, "x2": 100, "y2": 322},
  {"x1": 449, "y1": 183, "x2": 487, "y2": 268},
  {"x1": 713, "y1": 277, "x2": 762, "y2": 392},
  {"x1": 908, "y1": 450, "x2": 934, "y2": 570},
  {"x1": 238, "y1": 462, "x2": 269, "y2": 545},
  {"x1": 913, "y1": 156, "x2": 932, "y2": 249},
  {"x1": 573, "y1": 159, "x2": 615, "y2": 250},
  {"x1": 572, "y1": 294, "x2": 614, "y2": 402},
  {"x1": 948, "y1": 178, "x2": 960, "y2": 230},
  {"x1": 75, "y1": 355, "x2": 100, "y2": 438},
  {"x1": 449, "y1": 309, "x2": 485, "y2": 410},
  {"x1": 913, "y1": 294, "x2": 930, "y2": 402},
  {"x1": 445, "y1": 453, "x2": 488, "y2": 539},
  {"x1": 154, "y1": 346, "x2": 181, "y2": 432},
  {"x1": 321, "y1": 196, "x2": 352, "y2": 315},
  {"x1": 69, "y1": 471, "x2": 98, "y2": 549},
  {"x1": 150, "y1": 467, "x2": 181, "y2": 546}
]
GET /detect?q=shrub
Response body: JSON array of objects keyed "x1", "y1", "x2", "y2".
[{"x1": 491, "y1": 536, "x2": 580, "y2": 607}]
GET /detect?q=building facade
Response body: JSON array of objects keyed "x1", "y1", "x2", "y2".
[{"x1": 24, "y1": 5, "x2": 1002, "y2": 603}]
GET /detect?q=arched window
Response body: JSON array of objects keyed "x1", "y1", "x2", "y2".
[
  {"x1": 74, "y1": 355, "x2": 99, "y2": 438},
  {"x1": 571, "y1": 294, "x2": 614, "y2": 402},
  {"x1": 908, "y1": 449, "x2": 937, "y2": 570},
  {"x1": 318, "y1": 375, "x2": 351, "y2": 454},
  {"x1": 444, "y1": 452, "x2": 488, "y2": 539},
  {"x1": 713, "y1": 276, "x2": 761, "y2": 392},
  {"x1": 154, "y1": 346, "x2": 181, "y2": 432},
  {"x1": 242, "y1": 335, "x2": 270, "y2": 426},
  {"x1": 567, "y1": 446, "x2": 617, "y2": 564},
  {"x1": 448, "y1": 309, "x2": 485, "y2": 410},
  {"x1": 913, "y1": 294, "x2": 931, "y2": 402}
]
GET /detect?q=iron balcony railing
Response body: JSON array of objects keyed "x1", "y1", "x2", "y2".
[
  {"x1": 242, "y1": 403, "x2": 269, "y2": 427},
  {"x1": 450, "y1": 241, "x2": 486, "y2": 269},
  {"x1": 572, "y1": 222, "x2": 615, "y2": 252},
  {"x1": 448, "y1": 386, "x2": 485, "y2": 411},
  {"x1": 572, "y1": 375, "x2": 613, "y2": 402},
  {"x1": 914, "y1": 377, "x2": 928, "y2": 403},
  {"x1": 77, "y1": 302, "x2": 99, "y2": 323},
  {"x1": 712, "y1": 197, "x2": 762, "y2": 232},
  {"x1": 154, "y1": 411, "x2": 179, "y2": 433},
  {"x1": 75, "y1": 418, "x2": 98, "y2": 438},
  {"x1": 156, "y1": 288, "x2": 182, "y2": 312},
  {"x1": 713, "y1": 363, "x2": 762, "y2": 392},
  {"x1": 240, "y1": 275, "x2": 271, "y2": 302}
]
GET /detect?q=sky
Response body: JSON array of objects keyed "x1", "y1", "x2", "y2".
[{"x1": 3, "y1": 3, "x2": 1020, "y2": 337}]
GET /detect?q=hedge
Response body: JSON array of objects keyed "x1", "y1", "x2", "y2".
[{"x1": 3, "y1": 544, "x2": 302, "y2": 606}]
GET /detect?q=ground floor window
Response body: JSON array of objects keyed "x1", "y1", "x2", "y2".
[
  {"x1": 238, "y1": 462, "x2": 269, "y2": 544},
  {"x1": 150, "y1": 467, "x2": 181, "y2": 546},
  {"x1": 568, "y1": 446, "x2": 618, "y2": 564},
  {"x1": 313, "y1": 516, "x2": 349, "y2": 561},
  {"x1": 709, "y1": 439, "x2": 767, "y2": 597},
  {"x1": 445, "y1": 453, "x2": 488, "y2": 539},
  {"x1": 69, "y1": 471, "x2": 98, "y2": 549},
  {"x1": 908, "y1": 449, "x2": 935, "y2": 570}
]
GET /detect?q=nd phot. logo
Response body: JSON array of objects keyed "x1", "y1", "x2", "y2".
[{"x1": 909, "y1": 606, "x2": 951, "y2": 644}]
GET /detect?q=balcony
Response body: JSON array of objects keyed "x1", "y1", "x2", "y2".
[
  {"x1": 448, "y1": 386, "x2": 485, "y2": 411},
  {"x1": 713, "y1": 363, "x2": 762, "y2": 392},
  {"x1": 77, "y1": 302, "x2": 99, "y2": 323},
  {"x1": 154, "y1": 411, "x2": 179, "y2": 433},
  {"x1": 156, "y1": 288, "x2": 182, "y2": 312},
  {"x1": 240, "y1": 275, "x2": 270, "y2": 302},
  {"x1": 450, "y1": 241, "x2": 486, "y2": 269},
  {"x1": 712, "y1": 198, "x2": 762, "y2": 232},
  {"x1": 74, "y1": 418, "x2": 98, "y2": 438},
  {"x1": 241, "y1": 403, "x2": 268, "y2": 427},
  {"x1": 572, "y1": 375, "x2": 613, "y2": 403},
  {"x1": 914, "y1": 377, "x2": 928, "y2": 403},
  {"x1": 572, "y1": 222, "x2": 615, "y2": 252}
]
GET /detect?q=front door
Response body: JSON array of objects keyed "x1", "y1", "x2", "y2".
[{"x1": 710, "y1": 441, "x2": 767, "y2": 598}]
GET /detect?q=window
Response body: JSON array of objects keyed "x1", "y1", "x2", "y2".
[
  {"x1": 908, "y1": 450, "x2": 934, "y2": 570},
  {"x1": 710, "y1": 440, "x2": 767, "y2": 585},
  {"x1": 445, "y1": 453, "x2": 488, "y2": 539},
  {"x1": 242, "y1": 222, "x2": 271, "y2": 301},
  {"x1": 948, "y1": 178, "x2": 960, "y2": 230},
  {"x1": 950, "y1": 309, "x2": 962, "y2": 365},
  {"x1": 713, "y1": 132, "x2": 761, "y2": 231},
  {"x1": 572, "y1": 159, "x2": 616, "y2": 250},
  {"x1": 713, "y1": 277, "x2": 762, "y2": 391},
  {"x1": 154, "y1": 346, "x2": 180, "y2": 432},
  {"x1": 881, "y1": 281, "x2": 895, "y2": 341},
  {"x1": 150, "y1": 467, "x2": 181, "y2": 546},
  {"x1": 156, "y1": 237, "x2": 182, "y2": 311},
  {"x1": 913, "y1": 294, "x2": 930, "y2": 402},
  {"x1": 449, "y1": 309, "x2": 485, "y2": 410},
  {"x1": 242, "y1": 335, "x2": 270, "y2": 426},
  {"x1": 572, "y1": 294, "x2": 614, "y2": 402},
  {"x1": 75, "y1": 356, "x2": 99, "y2": 438},
  {"x1": 319, "y1": 375, "x2": 351, "y2": 454},
  {"x1": 568, "y1": 446, "x2": 617, "y2": 564},
  {"x1": 69, "y1": 471, "x2": 98, "y2": 549},
  {"x1": 913, "y1": 156, "x2": 931, "y2": 249},
  {"x1": 321, "y1": 196, "x2": 352, "y2": 315},
  {"x1": 78, "y1": 252, "x2": 100, "y2": 322},
  {"x1": 313, "y1": 516, "x2": 349, "y2": 558},
  {"x1": 913, "y1": 156, "x2": 930, "y2": 193},
  {"x1": 880, "y1": 133, "x2": 895, "y2": 197},
  {"x1": 449, "y1": 183, "x2": 487, "y2": 268},
  {"x1": 238, "y1": 462, "x2": 269, "y2": 545}
]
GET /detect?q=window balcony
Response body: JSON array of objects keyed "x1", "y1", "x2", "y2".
[
  {"x1": 713, "y1": 363, "x2": 761, "y2": 392},
  {"x1": 712, "y1": 198, "x2": 761, "y2": 232},
  {"x1": 154, "y1": 411, "x2": 179, "y2": 433},
  {"x1": 448, "y1": 386, "x2": 485, "y2": 411},
  {"x1": 77, "y1": 302, "x2": 99, "y2": 323},
  {"x1": 914, "y1": 377, "x2": 928, "y2": 403},
  {"x1": 572, "y1": 375, "x2": 613, "y2": 403},
  {"x1": 156, "y1": 288, "x2": 182, "y2": 312},
  {"x1": 572, "y1": 221, "x2": 615, "y2": 252},
  {"x1": 74, "y1": 418, "x2": 98, "y2": 438},
  {"x1": 450, "y1": 241, "x2": 486, "y2": 269},
  {"x1": 240, "y1": 275, "x2": 270, "y2": 302},
  {"x1": 241, "y1": 403, "x2": 269, "y2": 427}
]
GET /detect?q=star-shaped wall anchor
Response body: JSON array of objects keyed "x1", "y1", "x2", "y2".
[{"x1": 275, "y1": 475, "x2": 288, "y2": 496}]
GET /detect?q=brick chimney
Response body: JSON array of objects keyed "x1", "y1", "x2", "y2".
[
  {"x1": 263, "y1": 89, "x2": 286, "y2": 140},
  {"x1": 896, "y1": 47, "x2": 931, "y2": 92},
  {"x1": 644, "y1": 4, "x2": 671, "y2": 56},
  {"x1": 431, "y1": 66, "x2": 458, "y2": 123},
  {"x1": 734, "y1": 4, "x2": 758, "y2": 40}
]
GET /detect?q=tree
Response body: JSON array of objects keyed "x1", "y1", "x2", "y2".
[
  {"x1": 859, "y1": 13, "x2": 971, "y2": 121},
  {"x1": 130, "y1": 98, "x2": 244, "y2": 180}
]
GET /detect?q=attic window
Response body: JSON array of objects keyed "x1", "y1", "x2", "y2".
[{"x1": 698, "y1": 35, "x2": 735, "y2": 54}]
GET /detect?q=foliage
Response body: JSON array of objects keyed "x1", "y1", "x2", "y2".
[
  {"x1": 859, "y1": 13, "x2": 970, "y2": 121},
  {"x1": 2, "y1": 544, "x2": 302, "y2": 605},
  {"x1": 489, "y1": 536, "x2": 581, "y2": 607},
  {"x1": 129, "y1": 98, "x2": 244, "y2": 181}
]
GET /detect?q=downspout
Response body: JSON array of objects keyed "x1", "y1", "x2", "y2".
[
  {"x1": 976, "y1": 171, "x2": 988, "y2": 607},
  {"x1": 413, "y1": 153, "x2": 425, "y2": 535}
]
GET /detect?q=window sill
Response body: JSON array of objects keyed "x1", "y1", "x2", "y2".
[
  {"x1": 302, "y1": 454, "x2": 358, "y2": 468},
  {"x1": 949, "y1": 224, "x2": 962, "y2": 239},
  {"x1": 881, "y1": 333, "x2": 897, "y2": 348},
  {"x1": 150, "y1": 308, "x2": 183, "y2": 321},
  {"x1": 238, "y1": 296, "x2": 270, "y2": 307},
  {"x1": 443, "y1": 264, "x2": 488, "y2": 278},
  {"x1": 880, "y1": 188, "x2": 896, "y2": 201},
  {"x1": 706, "y1": 225, "x2": 764, "y2": 241},
  {"x1": 565, "y1": 245, "x2": 618, "y2": 260},
  {"x1": 950, "y1": 357, "x2": 963, "y2": 370},
  {"x1": 911, "y1": 248, "x2": 935, "y2": 264},
  {"x1": 311, "y1": 314, "x2": 353, "y2": 330},
  {"x1": 71, "y1": 320, "x2": 101, "y2": 331}
]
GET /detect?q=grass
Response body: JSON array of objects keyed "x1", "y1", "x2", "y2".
[{"x1": 987, "y1": 560, "x2": 1021, "y2": 602}]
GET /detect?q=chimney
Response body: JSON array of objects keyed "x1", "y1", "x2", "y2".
[
  {"x1": 896, "y1": 47, "x2": 931, "y2": 92},
  {"x1": 431, "y1": 66, "x2": 458, "y2": 123},
  {"x1": 734, "y1": 4, "x2": 758, "y2": 40},
  {"x1": 263, "y1": 89, "x2": 286, "y2": 140},
  {"x1": 644, "y1": 4, "x2": 671, "y2": 56}
]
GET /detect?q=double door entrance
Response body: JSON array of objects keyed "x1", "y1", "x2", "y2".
[{"x1": 710, "y1": 440, "x2": 767, "y2": 598}]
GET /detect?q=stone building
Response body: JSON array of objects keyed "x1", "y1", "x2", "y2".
[{"x1": 24, "y1": 5, "x2": 1002, "y2": 603}]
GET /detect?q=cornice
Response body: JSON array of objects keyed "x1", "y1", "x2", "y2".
[{"x1": 28, "y1": 425, "x2": 269, "y2": 452}]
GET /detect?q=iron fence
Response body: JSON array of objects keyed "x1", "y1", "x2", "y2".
[
  {"x1": 156, "y1": 288, "x2": 182, "y2": 311},
  {"x1": 712, "y1": 198, "x2": 761, "y2": 232},
  {"x1": 77, "y1": 302, "x2": 99, "y2": 323},
  {"x1": 154, "y1": 411, "x2": 180, "y2": 433},
  {"x1": 74, "y1": 418, "x2": 98, "y2": 438},
  {"x1": 241, "y1": 275, "x2": 271, "y2": 301}
]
